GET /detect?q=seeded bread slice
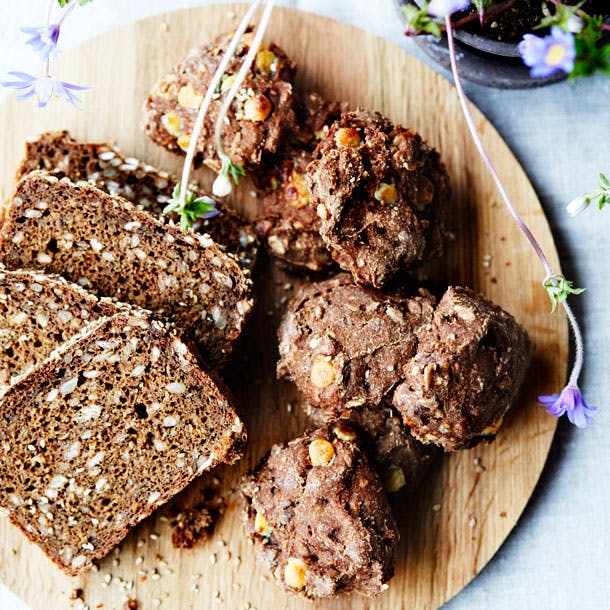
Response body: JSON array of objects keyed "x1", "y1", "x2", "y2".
[
  {"x1": 16, "y1": 130, "x2": 257, "y2": 269},
  {"x1": 0, "y1": 309, "x2": 246, "y2": 576},
  {"x1": 0, "y1": 172, "x2": 253, "y2": 366},
  {"x1": 0, "y1": 266, "x2": 121, "y2": 389}
]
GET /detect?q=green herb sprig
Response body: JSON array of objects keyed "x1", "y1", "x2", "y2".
[
  {"x1": 162, "y1": 183, "x2": 219, "y2": 231},
  {"x1": 544, "y1": 276, "x2": 586, "y2": 313}
]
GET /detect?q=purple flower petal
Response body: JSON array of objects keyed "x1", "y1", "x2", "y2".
[
  {"x1": 519, "y1": 26, "x2": 575, "y2": 78},
  {"x1": 428, "y1": 0, "x2": 471, "y2": 17},
  {"x1": 202, "y1": 209, "x2": 221, "y2": 220},
  {"x1": 15, "y1": 89, "x2": 36, "y2": 101},
  {"x1": 20, "y1": 24, "x2": 60, "y2": 61},
  {"x1": 539, "y1": 385, "x2": 596, "y2": 429},
  {"x1": 1, "y1": 73, "x2": 89, "y2": 109},
  {"x1": 62, "y1": 82, "x2": 90, "y2": 91},
  {"x1": 538, "y1": 393, "x2": 559, "y2": 405}
]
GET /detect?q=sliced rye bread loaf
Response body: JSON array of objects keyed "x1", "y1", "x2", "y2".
[
  {"x1": 0, "y1": 172, "x2": 253, "y2": 366},
  {"x1": 0, "y1": 309, "x2": 246, "y2": 576},
  {"x1": 16, "y1": 130, "x2": 257, "y2": 269},
  {"x1": 0, "y1": 266, "x2": 121, "y2": 389}
]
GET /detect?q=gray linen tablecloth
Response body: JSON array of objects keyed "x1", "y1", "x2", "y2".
[{"x1": 0, "y1": 1, "x2": 608, "y2": 608}]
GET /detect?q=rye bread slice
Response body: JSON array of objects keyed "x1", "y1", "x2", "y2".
[
  {"x1": 16, "y1": 131, "x2": 257, "y2": 269},
  {"x1": 0, "y1": 172, "x2": 253, "y2": 366},
  {"x1": 0, "y1": 266, "x2": 121, "y2": 389},
  {"x1": 0, "y1": 309, "x2": 246, "y2": 576}
]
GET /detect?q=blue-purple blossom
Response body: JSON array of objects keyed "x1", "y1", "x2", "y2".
[
  {"x1": 427, "y1": 0, "x2": 471, "y2": 18},
  {"x1": 0, "y1": 72, "x2": 88, "y2": 108},
  {"x1": 21, "y1": 25, "x2": 60, "y2": 61},
  {"x1": 518, "y1": 26, "x2": 576, "y2": 78},
  {"x1": 539, "y1": 385, "x2": 597, "y2": 429}
]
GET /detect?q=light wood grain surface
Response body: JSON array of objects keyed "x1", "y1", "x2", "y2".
[{"x1": 0, "y1": 4, "x2": 566, "y2": 609}]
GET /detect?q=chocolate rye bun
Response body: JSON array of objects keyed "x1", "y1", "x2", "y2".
[
  {"x1": 277, "y1": 274, "x2": 436, "y2": 417},
  {"x1": 241, "y1": 424, "x2": 398, "y2": 599},
  {"x1": 306, "y1": 110, "x2": 450, "y2": 288},
  {"x1": 143, "y1": 28, "x2": 297, "y2": 171},
  {"x1": 255, "y1": 92, "x2": 346, "y2": 271},
  {"x1": 393, "y1": 286, "x2": 531, "y2": 451}
]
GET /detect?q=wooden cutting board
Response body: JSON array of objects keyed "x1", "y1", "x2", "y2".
[{"x1": 0, "y1": 4, "x2": 567, "y2": 610}]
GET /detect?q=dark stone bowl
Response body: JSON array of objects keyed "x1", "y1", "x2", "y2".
[{"x1": 394, "y1": 0, "x2": 565, "y2": 89}]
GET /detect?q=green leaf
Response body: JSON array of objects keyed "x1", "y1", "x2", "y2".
[
  {"x1": 599, "y1": 173, "x2": 609, "y2": 189},
  {"x1": 162, "y1": 182, "x2": 218, "y2": 230},
  {"x1": 400, "y1": 4, "x2": 442, "y2": 38},
  {"x1": 544, "y1": 276, "x2": 586, "y2": 313},
  {"x1": 535, "y1": 1, "x2": 585, "y2": 30},
  {"x1": 220, "y1": 157, "x2": 246, "y2": 185},
  {"x1": 472, "y1": 0, "x2": 494, "y2": 10},
  {"x1": 570, "y1": 14, "x2": 610, "y2": 77}
]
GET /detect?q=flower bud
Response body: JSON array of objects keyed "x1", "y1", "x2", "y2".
[
  {"x1": 566, "y1": 15, "x2": 583, "y2": 34},
  {"x1": 566, "y1": 195, "x2": 590, "y2": 217},
  {"x1": 427, "y1": 0, "x2": 471, "y2": 18},
  {"x1": 213, "y1": 173, "x2": 232, "y2": 198}
]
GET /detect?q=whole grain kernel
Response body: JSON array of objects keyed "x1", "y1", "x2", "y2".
[
  {"x1": 177, "y1": 134, "x2": 191, "y2": 151},
  {"x1": 254, "y1": 512, "x2": 271, "y2": 537},
  {"x1": 267, "y1": 234, "x2": 287, "y2": 255},
  {"x1": 220, "y1": 74, "x2": 236, "y2": 94},
  {"x1": 335, "y1": 127, "x2": 361, "y2": 148},
  {"x1": 177, "y1": 83, "x2": 203, "y2": 110},
  {"x1": 285, "y1": 171, "x2": 309, "y2": 208},
  {"x1": 374, "y1": 182, "x2": 398, "y2": 205},
  {"x1": 255, "y1": 49, "x2": 276, "y2": 74},
  {"x1": 333, "y1": 423, "x2": 357, "y2": 442},
  {"x1": 385, "y1": 465, "x2": 406, "y2": 493},
  {"x1": 284, "y1": 558, "x2": 306, "y2": 590},
  {"x1": 36, "y1": 252, "x2": 53, "y2": 265},
  {"x1": 455, "y1": 305, "x2": 476, "y2": 321},
  {"x1": 309, "y1": 355, "x2": 335, "y2": 389},
  {"x1": 243, "y1": 94, "x2": 272, "y2": 122},
  {"x1": 161, "y1": 112, "x2": 183, "y2": 137},
  {"x1": 308, "y1": 439, "x2": 335, "y2": 466}
]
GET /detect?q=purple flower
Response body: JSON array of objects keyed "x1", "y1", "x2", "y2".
[
  {"x1": 0, "y1": 72, "x2": 88, "y2": 108},
  {"x1": 21, "y1": 25, "x2": 60, "y2": 61},
  {"x1": 518, "y1": 26, "x2": 576, "y2": 78},
  {"x1": 427, "y1": 0, "x2": 471, "y2": 18},
  {"x1": 539, "y1": 385, "x2": 597, "y2": 429}
]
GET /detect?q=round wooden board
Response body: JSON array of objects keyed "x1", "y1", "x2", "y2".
[{"x1": 0, "y1": 5, "x2": 566, "y2": 610}]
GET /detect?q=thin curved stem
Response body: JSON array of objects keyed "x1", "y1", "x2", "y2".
[
  {"x1": 444, "y1": 14, "x2": 586, "y2": 390},
  {"x1": 445, "y1": 16, "x2": 553, "y2": 278},
  {"x1": 57, "y1": 1, "x2": 77, "y2": 27},
  {"x1": 564, "y1": 301, "x2": 584, "y2": 386},
  {"x1": 214, "y1": 0, "x2": 275, "y2": 166},
  {"x1": 178, "y1": 0, "x2": 263, "y2": 208}
]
